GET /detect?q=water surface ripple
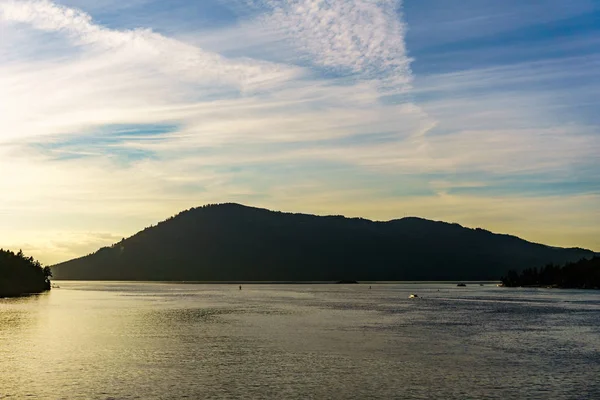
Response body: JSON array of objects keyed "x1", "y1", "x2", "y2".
[{"x1": 1, "y1": 282, "x2": 599, "y2": 399}]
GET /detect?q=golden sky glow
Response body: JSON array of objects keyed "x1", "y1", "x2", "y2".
[{"x1": 1, "y1": 0, "x2": 599, "y2": 264}]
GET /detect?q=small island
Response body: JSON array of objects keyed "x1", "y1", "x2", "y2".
[
  {"x1": 502, "y1": 257, "x2": 600, "y2": 289},
  {"x1": 0, "y1": 249, "x2": 52, "y2": 297}
]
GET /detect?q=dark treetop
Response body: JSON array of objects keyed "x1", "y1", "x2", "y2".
[
  {"x1": 52, "y1": 203, "x2": 595, "y2": 281},
  {"x1": 0, "y1": 249, "x2": 51, "y2": 297},
  {"x1": 502, "y1": 257, "x2": 600, "y2": 289}
]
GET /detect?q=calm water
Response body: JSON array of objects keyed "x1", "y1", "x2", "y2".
[{"x1": 1, "y1": 282, "x2": 599, "y2": 399}]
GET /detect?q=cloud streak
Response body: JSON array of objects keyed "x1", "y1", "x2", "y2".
[
  {"x1": 0, "y1": 0, "x2": 298, "y2": 89},
  {"x1": 0, "y1": 0, "x2": 599, "y2": 262}
]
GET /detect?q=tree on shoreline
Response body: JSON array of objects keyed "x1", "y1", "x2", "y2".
[
  {"x1": 0, "y1": 249, "x2": 51, "y2": 297},
  {"x1": 502, "y1": 257, "x2": 600, "y2": 289}
]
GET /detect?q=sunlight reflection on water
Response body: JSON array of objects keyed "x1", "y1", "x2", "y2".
[{"x1": 1, "y1": 282, "x2": 599, "y2": 399}]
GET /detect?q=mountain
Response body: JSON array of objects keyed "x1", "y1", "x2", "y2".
[{"x1": 51, "y1": 203, "x2": 595, "y2": 281}]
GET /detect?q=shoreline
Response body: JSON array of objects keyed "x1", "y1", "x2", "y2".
[
  {"x1": 0, "y1": 288, "x2": 50, "y2": 299},
  {"x1": 503, "y1": 284, "x2": 599, "y2": 290},
  {"x1": 49, "y1": 279, "x2": 502, "y2": 284}
]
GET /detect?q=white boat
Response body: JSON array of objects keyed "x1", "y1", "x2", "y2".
[{"x1": 409, "y1": 294, "x2": 418, "y2": 298}]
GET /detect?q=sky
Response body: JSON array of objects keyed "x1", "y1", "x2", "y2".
[{"x1": 1, "y1": 0, "x2": 599, "y2": 264}]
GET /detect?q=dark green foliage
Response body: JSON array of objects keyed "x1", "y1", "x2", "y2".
[
  {"x1": 0, "y1": 249, "x2": 51, "y2": 297},
  {"x1": 502, "y1": 257, "x2": 600, "y2": 289},
  {"x1": 52, "y1": 203, "x2": 595, "y2": 281}
]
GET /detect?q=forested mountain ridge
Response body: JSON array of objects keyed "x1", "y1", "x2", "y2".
[{"x1": 52, "y1": 203, "x2": 595, "y2": 281}]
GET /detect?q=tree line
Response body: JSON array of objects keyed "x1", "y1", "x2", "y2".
[
  {"x1": 502, "y1": 257, "x2": 600, "y2": 289},
  {"x1": 0, "y1": 249, "x2": 52, "y2": 297}
]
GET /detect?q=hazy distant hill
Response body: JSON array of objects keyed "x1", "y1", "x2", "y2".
[{"x1": 52, "y1": 203, "x2": 595, "y2": 281}]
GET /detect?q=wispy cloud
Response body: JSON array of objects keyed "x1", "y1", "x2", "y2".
[
  {"x1": 251, "y1": 0, "x2": 412, "y2": 92},
  {"x1": 0, "y1": 0, "x2": 599, "y2": 262},
  {"x1": 414, "y1": 55, "x2": 600, "y2": 98},
  {"x1": 0, "y1": 1, "x2": 302, "y2": 144},
  {"x1": 0, "y1": 0, "x2": 297, "y2": 89}
]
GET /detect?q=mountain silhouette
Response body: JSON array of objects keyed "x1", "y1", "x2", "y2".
[{"x1": 51, "y1": 203, "x2": 595, "y2": 281}]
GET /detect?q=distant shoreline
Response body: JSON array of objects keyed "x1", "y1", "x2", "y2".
[
  {"x1": 501, "y1": 257, "x2": 599, "y2": 289},
  {"x1": 0, "y1": 290, "x2": 50, "y2": 299},
  {"x1": 503, "y1": 284, "x2": 599, "y2": 290},
  {"x1": 49, "y1": 280, "x2": 502, "y2": 285}
]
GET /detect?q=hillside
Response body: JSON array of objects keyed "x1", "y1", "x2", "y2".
[
  {"x1": 1, "y1": 249, "x2": 51, "y2": 297},
  {"x1": 52, "y1": 203, "x2": 595, "y2": 281}
]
